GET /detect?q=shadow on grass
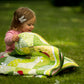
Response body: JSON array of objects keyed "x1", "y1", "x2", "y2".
[
  {"x1": 58, "y1": 67, "x2": 79, "y2": 76},
  {"x1": 47, "y1": 67, "x2": 80, "y2": 78}
]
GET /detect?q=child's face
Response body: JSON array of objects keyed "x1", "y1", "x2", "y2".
[{"x1": 20, "y1": 17, "x2": 36, "y2": 32}]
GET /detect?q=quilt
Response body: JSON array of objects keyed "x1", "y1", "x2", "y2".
[{"x1": 0, "y1": 32, "x2": 79, "y2": 77}]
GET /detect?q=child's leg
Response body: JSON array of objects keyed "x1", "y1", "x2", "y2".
[{"x1": 0, "y1": 52, "x2": 6, "y2": 57}]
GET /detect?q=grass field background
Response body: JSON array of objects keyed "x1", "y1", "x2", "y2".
[{"x1": 0, "y1": 1, "x2": 84, "y2": 84}]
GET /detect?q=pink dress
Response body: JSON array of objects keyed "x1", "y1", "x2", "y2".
[{"x1": 4, "y1": 30, "x2": 21, "y2": 52}]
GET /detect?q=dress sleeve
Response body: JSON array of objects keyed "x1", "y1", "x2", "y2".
[{"x1": 4, "y1": 31, "x2": 14, "y2": 46}]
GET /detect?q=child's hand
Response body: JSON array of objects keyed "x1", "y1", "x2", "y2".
[{"x1": 12, "y1": 34, "x2": 19, "y2": 42}]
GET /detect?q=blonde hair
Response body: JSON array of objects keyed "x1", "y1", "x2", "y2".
[{"x1": 10, "y1": 7, "x2": 36, "y2": 30}]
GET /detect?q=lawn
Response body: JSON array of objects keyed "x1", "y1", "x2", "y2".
[{"x1": 0, "y1": 1, "x2": 84, "y2": 84}]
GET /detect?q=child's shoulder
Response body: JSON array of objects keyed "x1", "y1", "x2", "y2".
[
  {"x1": 6, "y1": 30, "x2": 19, "y2": 35},
  {"x1": 7, "y1": 30, "x2": 16, "y2": 33}
]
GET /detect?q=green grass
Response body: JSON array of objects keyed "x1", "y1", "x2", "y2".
[{"x1": 0, "y1": 1, "x2": 84, "y2": 84}]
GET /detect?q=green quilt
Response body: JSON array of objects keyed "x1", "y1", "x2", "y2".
[{"x1": 0, "y1": 32, "x2": 79, "y2": 77}]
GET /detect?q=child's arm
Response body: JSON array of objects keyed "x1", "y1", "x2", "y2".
[{"x1": 4, "y1": 31, "x2": 19, "y2": 46}]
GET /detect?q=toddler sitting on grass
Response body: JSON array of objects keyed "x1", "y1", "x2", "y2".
[{"x1": 0, "y1": 7, "x2": 36, "y2": 57}]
